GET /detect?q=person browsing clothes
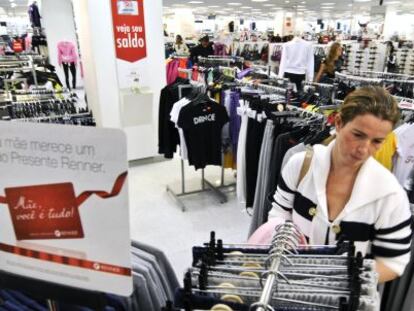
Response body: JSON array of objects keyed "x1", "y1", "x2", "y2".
[
  {"x1": 254, "y1": 86, "x2": 412, "y2": 283},
  {"x1": 314, "y1": 42, "x2": 344, "y2": 83},
  {"x1": 190, "y1": 35, "x2": 214, "y2": 64},
  {"x1": 173, "y1": 34, "x2": 189, "y2": 55}
]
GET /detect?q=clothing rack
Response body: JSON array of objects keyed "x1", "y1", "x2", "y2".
[
  {"x1": 336, "y1": 71, "x2": 414, "y2": 85},
  {"x1": 198, "y1": 56, "x2": 244, "y2": 67},
  {"x1": 357, "y1": 70, "x2": 414, "y2": 80},
  {"x1": 165, "y1": 84, "x2": 228, "y2": 212},
  {"x1": 175, "y1": 225, "x2": 374, "y2": 311},
  {"x1": 347, "y1": 70, "x2": 414, "y2": 84},
  {"x1": 237, "y1": 79, "x2": 293, "y2": 105},
  {"x1": 335, "y1": 71, "x2": 383, "y2": 85},
  {"x1": 252, "y1": 222, "x2": 301, "y2": 311},
  {"x1": 10, "y1": 112, "x2": 92, "y2": 122},
  {"x1": 249, "y1": 64, "x2": 272, "y2": 77},
  {"x1": 303, "y1": 81, "x2": 339, "y2": 103},
  {"x1": 0, "y1": 58, "x2": 39, "y2": 87}
]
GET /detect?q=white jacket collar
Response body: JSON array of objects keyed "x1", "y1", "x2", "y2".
[{"x1": 311, "y1": 140, "x2": 400, "y2": 216}]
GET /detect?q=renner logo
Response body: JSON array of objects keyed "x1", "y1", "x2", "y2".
[{"x1": 193, "y1": 113, "x2": 215, "y2": 125}]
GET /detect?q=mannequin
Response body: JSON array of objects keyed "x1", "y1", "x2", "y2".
[
  {"x1": 28, "y1": 1, "x2": 41, "y2": 28},
  {"x1": 278, "y1": 32, "x2": 314, "y2": 93},
  {"x1": 57, "y1": 41, "x2": 78, "y2": 90}
]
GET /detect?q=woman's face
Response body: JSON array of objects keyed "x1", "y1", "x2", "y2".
[{"x1": 335, "y1": 113, "x2": 393, "y2": 167}]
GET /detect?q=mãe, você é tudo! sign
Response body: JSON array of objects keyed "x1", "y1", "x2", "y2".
[{"x1": 111, "y1": 0, "x2": 147, "y2": 62}]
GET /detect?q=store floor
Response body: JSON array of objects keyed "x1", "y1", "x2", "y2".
[{"x1": 128, "y1": 156, "x2": 251, "y2": 282}]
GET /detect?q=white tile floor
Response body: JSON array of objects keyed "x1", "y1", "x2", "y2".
[{"x1": 128, "y1": 156, "x2": 251, "y2": 282}]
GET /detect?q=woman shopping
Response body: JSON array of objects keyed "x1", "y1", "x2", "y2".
[
  {"x1": 254, "y1": 86, "x2": 411, "y2": 283},
  {"x1": 173, "y1": 35, "x2": 189, "y2": 56},
  {"x1": 314, "y1": 42, "x2": 344, "y2": 83}
]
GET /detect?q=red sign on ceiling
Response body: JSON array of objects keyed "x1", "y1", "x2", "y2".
[{"x1": 110, "y1": 0, "x2": 147, "y2": 62}]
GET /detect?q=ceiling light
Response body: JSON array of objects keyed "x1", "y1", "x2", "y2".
[
  {"x1": 241, "y1": 6, "x2": 252, "y2": 8},
  {"x1": 208, "y1": 5, "x2": 220, "y2": 7},
  {"x1": 10, "y1": 3, "x2": 16, "y2": 7},
  {"x1": 354, "y1": 0, "x2": 371, "y2": 2},
  {"x1": 263, "y1": 4, "x2": 275, "y2": 6},
  {"x1": 321, "y1": 2, "x2": 335, "y2": 4},
  {"x1": 385, "y1": 1, "x2": 400, "y2": 3},
  {"x1": 188, "y1": 1, "x2": 203, "y2": 3},
  {"x1": 228, "y1": 2, "x2": 242, "y2": 5},
  {"x1": 251, "y1": 0, "x2": 269, "y2": 2},
  {"x1": 285, "y1": 0, "x2": 290, "y2": 3}
]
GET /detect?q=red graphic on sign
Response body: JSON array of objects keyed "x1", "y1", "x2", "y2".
[
  {"x1": 111, "y1": 0, "x2": 147, "y2": 62},
  {"x1": 5, "y1": 183, "x2": 83, "y2": 240},
  {"x1": 0, "y1": 172, "x2": 127, "y2": 241}
]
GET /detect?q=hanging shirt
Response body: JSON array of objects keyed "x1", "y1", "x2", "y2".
[
  {"x1": 393, "y1": 124, "x2": 414, "y2": 185},
  {"x1": 177, "y1": 99, "x2": 229, "y2": 169},
  {"x1": 373, "y1": 132, "x2": 397, "y2": 171},
  {"x1": 170, "y1": 98, "x2": 191, "y2": 160},
  {"x1": 278, "y1": 38, "x2": 314, "y2": 81},
  {"x1": 57, "y1": 41, "x2": 78, "y2": 65}
]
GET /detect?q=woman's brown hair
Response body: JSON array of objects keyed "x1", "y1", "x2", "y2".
[
  {"x1": 324, "y1": 42, "x2": 342, "y2": 74},
  {"x1": 340, "y1": 86, "x2": 400, "y2": 126}
]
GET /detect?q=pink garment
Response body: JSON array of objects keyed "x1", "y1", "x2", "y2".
[
  {"x1": 247, "y1": 218, "x2": 286, "y2": 245},
  {"x1": 57, "y1": 41, "x2": 78, "y2": 66},
  {"x1": 166, "y1": 59, "x2": 179, "y2": 85},
  {"x1": 247, "y1": 218, "x2": 307, "y2": 245},
  {"x1": 25, "y1": 35, "x2": 32, "y2": 52}
]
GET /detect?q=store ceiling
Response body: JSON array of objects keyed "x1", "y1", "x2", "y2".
[
  {"x1": 0, "y1": 0, "x2": 32, "y2": 16},
  {"x1": 162, "y1": 0, "x2": 413, "y2": 20}
]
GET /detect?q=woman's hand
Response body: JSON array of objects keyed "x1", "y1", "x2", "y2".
[{"x1": 376, "y1": 259, "x2": 399, "y2": 283}]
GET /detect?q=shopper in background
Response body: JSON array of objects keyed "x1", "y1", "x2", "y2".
[
  {"x1": 385, "y1": 41, "x2": 398, "y2": 73},
  {"x1": 314, "y1": 42, "x2": 343, "y2": 83},
  {"x1": 190, "y1": 35, "x2": 214, "y2": 64},
  {"x1": 173, "y1": 35, "x2": 189, "y2": 56},
  {"x1": 274, "y1": 34, "x2": 282, "y2": 43},
  {"x1": 263, "y1": 86, "x2": 411, "y2": 283}
]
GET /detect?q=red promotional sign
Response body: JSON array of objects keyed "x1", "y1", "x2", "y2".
[
  {"x1": 110, "y1": 0, "x2": 147, "y2": 62},
  {"x1": 5, "y1": 183, "x2": 83, "y2": 240},
  {"x1": 0, "y1": 172, "x2": 127, "y2": 241}
]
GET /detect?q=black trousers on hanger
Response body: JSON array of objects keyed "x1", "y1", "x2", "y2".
[
  {"x1": 62, "y1": 62, "x2": 76, "y2": 89},
  {"x1": 284, "y1": 72, "x2": 305, "y2": 93},
  {"x1": 245, "y1": 116, "x2": 266, "y2": 208}
]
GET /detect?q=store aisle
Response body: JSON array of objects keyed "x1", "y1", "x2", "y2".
[{"x1": 128, "y1": 157, "x2": 250, "y2": 282}]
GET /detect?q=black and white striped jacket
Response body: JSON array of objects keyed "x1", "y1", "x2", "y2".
[{"x1": 269, "y1": 141, "x2": 412, "y2": 276}]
